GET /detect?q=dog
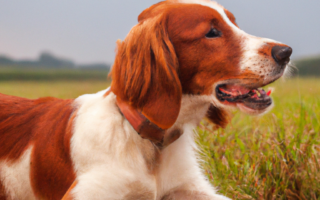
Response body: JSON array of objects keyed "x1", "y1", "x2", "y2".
[{"x1": 0, "y1": 0, "x2": 292, "y2": 199}]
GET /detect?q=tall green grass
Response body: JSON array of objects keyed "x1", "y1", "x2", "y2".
[
  {"x1": 0, "y1": 80, "x2": 109, "y2": 99},
  {"x1": 199, "y1": 78, "x2": 320, "y2": 199}
]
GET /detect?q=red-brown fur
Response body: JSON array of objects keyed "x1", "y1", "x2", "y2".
[
  {"x1": 0, "y1": 94, "x2": 76, "y2": 199},
  {"x1": 167, "y1": 5, "x2": 242, "y2": 95},
  {"x1": 111, "y1": 4, "x2": 243, "y2": 129},
  {"x1": 110, "y1": 10, "x2": 181, "y2": 130},
  {"x1": 0, "y1": 182, "x2": 5, "y2": 200}
]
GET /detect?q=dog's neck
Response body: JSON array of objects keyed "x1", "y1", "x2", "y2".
[
  {"x1": 171, "y1": 95, "x2": 212, "y2": 130},
  {"x1": 160, "y1": 95, "x2": 212, "y2": 148}
]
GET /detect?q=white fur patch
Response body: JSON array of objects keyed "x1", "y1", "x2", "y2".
[
  {"x1": 153, "y1": 95, "x2": 225, "y2": 198},
  {"x1": 171, "y1": 95, "x2": 211, "y2": 129},
  {"x1": 157, "y1": 95, "x2": 231, "y2": 200},
  {"x1": 158, "y1": 124, "x2": 230, "y2": 200},
  {"x1": 70, "y1": 90, "x2": 156, "y2": 199},
  {"x1": 69, "y1": 90, "x2": 230, "y2": 199},
  {"x1": 158, "y1": 124, "x2": 214, "y2": 193},
  {"x1": 0, "y1": 147, "x2": 36, "y2": 200}
]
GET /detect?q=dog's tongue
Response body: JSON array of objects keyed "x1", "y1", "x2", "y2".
[
  {"x1": 267, "y1": 90, "x2": 272, "y2": 96},
  {"x1": 219, "y1": 85, "x2": 251, "y2": 96}
]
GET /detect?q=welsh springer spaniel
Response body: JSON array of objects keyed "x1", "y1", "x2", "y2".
[{"x1": 0, "y1": 0, "x2": 292, "y2": 199}]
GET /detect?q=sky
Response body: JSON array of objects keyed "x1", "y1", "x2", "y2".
[{"x1": 1, "y1": 0, "x2": 320, "y2": 64}]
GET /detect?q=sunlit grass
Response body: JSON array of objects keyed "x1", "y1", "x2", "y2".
[
  {"x1": 0, "y1": 80, "x2": 109, "y2": 99},
  {"x1": 0, "y1": 67, "x2": 109, "y2": 81},
  {"x1": 198, "y1": 78, "x2": 320, "y2": 199}
]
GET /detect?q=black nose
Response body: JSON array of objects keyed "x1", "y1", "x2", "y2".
[{"x1": 272, "y1": 46, "x2": 292, "y2": 65}]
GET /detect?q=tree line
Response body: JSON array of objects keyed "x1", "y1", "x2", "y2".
[{"x1": 0, "y1": 52, "x2": 110, "y2": 70}]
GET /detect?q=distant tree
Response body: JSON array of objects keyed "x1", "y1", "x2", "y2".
[
  {"x1": 78, "y1": 63, "x2": 110, "y2": 70},
  {"x1": 0, "y1": 52, "x2": 110, "y2": 70},
  {"x1": 295, "y1": 56, "x2": 320, "y2": 76},
  {"x1": 0, "y1": 55, "x2": 14, "y2": 65},
  {"x1": 39, "y1": 52, "x2": 75, "y2": 68}
]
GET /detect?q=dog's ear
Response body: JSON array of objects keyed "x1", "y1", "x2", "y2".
[
  {"x1": 111, "y1": 15, "x2": 181, "y2": 130},
  {"x1": 138, "y1": 1, "x2": 170, "y2": 22},
  {"x1": 206, "y1": 105, "x2": 230, "y2": 128}
]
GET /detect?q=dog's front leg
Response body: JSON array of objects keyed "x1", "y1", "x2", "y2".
[
  {"x1": 60, "y1": 167, "x2": 156, "y2": 200},
  {"x1": 158, "y1": 129, "x2": 231, "y2": 200}
]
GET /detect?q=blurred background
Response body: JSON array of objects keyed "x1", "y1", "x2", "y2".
[
  {"x1": 0, "y1": 1, "x2": 319, "y2": 199},
  {"x1": 1, "y1": 0, "x2": 320, "y2": 84}
]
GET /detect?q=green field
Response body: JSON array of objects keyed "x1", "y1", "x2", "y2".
[
  {"x1": 199, "y1": 78, "x2": 320, "y2": 199},
  {"x1": 0, "y1": 67, "x2": 109, "y2": 81},
  {"x1": 0, "y1": 78, "x2": 319, "y2": 199},
  {"x1": 0, "y1": 80, "x2": 109, "y2": 99}
]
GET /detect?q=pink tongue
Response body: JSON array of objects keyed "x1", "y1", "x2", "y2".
[
  {"x1": 219, "y1": 85, "x2": 251, "y2": 95},
  {"x1": 267, "y1": 90, "x2": 272, "y2": 96}
]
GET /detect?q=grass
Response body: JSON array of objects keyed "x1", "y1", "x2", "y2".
[
  {"x1": 0, "y1": 80, "x2": 109, "y2": 99},
  {"x1": 0, "y1": 67, "x2": 109, "y2": 81},
  {"x1": 0, "y1": 77, "x2": 319, "y2": 199},
  {"x1": 199, "y1": 78, "x2": 320, "y2": 199}
]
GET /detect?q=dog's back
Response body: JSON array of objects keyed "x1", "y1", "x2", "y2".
[{"x1": 0, "y1": 94, "x2": 76, "y2": 199}]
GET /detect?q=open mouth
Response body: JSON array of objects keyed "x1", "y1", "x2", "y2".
[{"x1": 216, "y1": 84, "x2": 272, "y2": 111}]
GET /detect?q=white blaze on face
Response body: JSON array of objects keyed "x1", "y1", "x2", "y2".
[
  {"x1": 177, "y1": 0, "x2": 283, "y2": 81},
  {"x1": 177, "y1": 0, "x2": 239, "y2": 31},
  {"x1": 177, "y1": 0, "x2": 242, "y2": 34}
]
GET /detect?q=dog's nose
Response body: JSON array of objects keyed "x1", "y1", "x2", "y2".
[{"x1": 272, "y1": 46, "x2": 292, "y2": 65}]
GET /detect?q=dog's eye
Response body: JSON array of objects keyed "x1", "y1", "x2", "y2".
[{"x1": 205, "y1": 28, "x2": 221, "y2": 38}]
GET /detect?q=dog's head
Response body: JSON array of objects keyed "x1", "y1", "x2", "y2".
[{"x1": 111, "y1": 0, "x2": 292, "y2": 130}]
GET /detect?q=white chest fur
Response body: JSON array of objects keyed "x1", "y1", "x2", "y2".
[{"x1": 69, "y1": 90, "x2": 229, "y2": 200}]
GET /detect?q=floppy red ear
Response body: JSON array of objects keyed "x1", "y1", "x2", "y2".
[
  {"x1": 138, "y1": 1, "x2": 172, "y2": 22},
  {"x1": 111, "y1": 14, "x2": 181, "y2": 130}
]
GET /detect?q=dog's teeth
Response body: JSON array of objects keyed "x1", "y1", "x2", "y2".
[{"x1": 256, "y1": 89, "x2": 261, "y2": 97}]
